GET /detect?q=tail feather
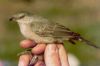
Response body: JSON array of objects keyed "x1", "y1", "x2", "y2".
[
  {"x1": 79, "y1": 37, "x2": 100, "y2": 49},
  {"x1": 67, "y1": 31, "x2": 100, "y2": 49},
  {"x1": 68, "y1": 39, "x2": 76, "y2": 45}
]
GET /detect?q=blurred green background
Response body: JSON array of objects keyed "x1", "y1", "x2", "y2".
[{"x1": 0, "y1": 0, "x2": 100, "y2": 66}]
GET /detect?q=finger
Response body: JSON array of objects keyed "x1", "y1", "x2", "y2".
[
  {"x1": 57, "y1": 44, "x2": 69, "y2": 66},
  {"x1": 32, "y1": 44, "x2": 46, "y2": 54},
  {"x1": 20, "y1": 39, "x2": 36, "y2": 48},
  {"x1": 18, "y1": 54, "x2": 32, "y2": 66},
  {"x1": 45, "y1": 44, "x2": 61, "y2": 66},
  {"x1": 34, "y1": 61, "x2": 45, "y2": 66}
]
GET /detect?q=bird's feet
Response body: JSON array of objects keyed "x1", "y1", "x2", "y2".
[
  {"x1": 18, "y1": 48, "x2": 43, "y2": 66},
  {"x1": 17, "y1": 48, "x2": 32, "y2": 56}
]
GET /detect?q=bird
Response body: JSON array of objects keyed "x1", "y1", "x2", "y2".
[{"x1": 9, "y1": 12, "x2": 99, "y2": 65}]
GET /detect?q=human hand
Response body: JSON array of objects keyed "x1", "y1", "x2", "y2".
[{"x1": 18, "y1": 39, "x2": 69, "y2": 66}]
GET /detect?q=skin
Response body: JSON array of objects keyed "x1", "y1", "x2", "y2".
[{"x1": 18, "y1": 39, "x2": 69, "y2": 66}]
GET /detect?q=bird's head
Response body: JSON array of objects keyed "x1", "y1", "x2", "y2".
[{"x1": 9, "y1": 12, "x2": 34, "y2": 24}]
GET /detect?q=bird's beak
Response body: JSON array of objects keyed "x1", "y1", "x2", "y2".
[{"x1": 9, "y1": 17, "x2": 14, "y2": 21}]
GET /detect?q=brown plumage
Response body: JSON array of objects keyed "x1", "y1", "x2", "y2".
[{"x1": 9, "y1": 12, "x2": 100, "y2": 48}]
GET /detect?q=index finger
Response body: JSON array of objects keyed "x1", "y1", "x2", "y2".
[{"x1": 20, "y1": 40, "x2": 36, "y2": 48}]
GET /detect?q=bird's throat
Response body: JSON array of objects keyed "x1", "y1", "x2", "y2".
[{"x1": 18, "y1": 23, "x2": 36, "y2": 39}]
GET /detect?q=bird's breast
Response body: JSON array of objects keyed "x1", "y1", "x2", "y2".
[
  {"x1": 18, "y1": 23, "x2": 55, "y2": 43},
  {"x1": 18, "y1": 23, "x2": 35, "y2": 39}
]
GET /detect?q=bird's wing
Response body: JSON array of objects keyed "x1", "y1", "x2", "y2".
[
  {"x1": 31, "y1": 20, "x2": 72, "y2": 38},
  {"x1": 31, "y1": 20, "x2": 100, "y2": 48}
]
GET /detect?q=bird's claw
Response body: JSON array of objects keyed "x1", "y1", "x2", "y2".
[{"x1": 17, "y1": 48, "x2": 32, "y2": 56}]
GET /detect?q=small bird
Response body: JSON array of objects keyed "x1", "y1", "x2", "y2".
[{"x1": 9, "y1": 12, "x2": 99, "y2": 65}]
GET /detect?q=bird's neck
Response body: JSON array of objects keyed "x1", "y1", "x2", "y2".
[
  {"x1": 18, "y1": 23, "x2": 31, "y2": 32},
  {"x1": 18, "y1": 23, "x2": 34, "y2": 39}
]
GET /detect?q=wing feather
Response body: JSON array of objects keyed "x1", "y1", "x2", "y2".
[{"x1": 31, "y1": 20, "x2": 71, "y2": 38}]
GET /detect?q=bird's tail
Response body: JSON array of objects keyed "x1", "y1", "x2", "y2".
[
  {"x1": 67, "y1": 31, "x2": 100, "y2": 49},
  {"x1": 78, "y1": 37, "x2": 100, "y2": 49}
]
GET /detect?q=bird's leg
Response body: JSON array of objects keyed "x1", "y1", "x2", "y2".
[
  {"x1": 17, "y1": 48, "x2": 42, "y2": 66},
  {"x1": 17, "y1": 48, "x2": 32, "y2": 56}
]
